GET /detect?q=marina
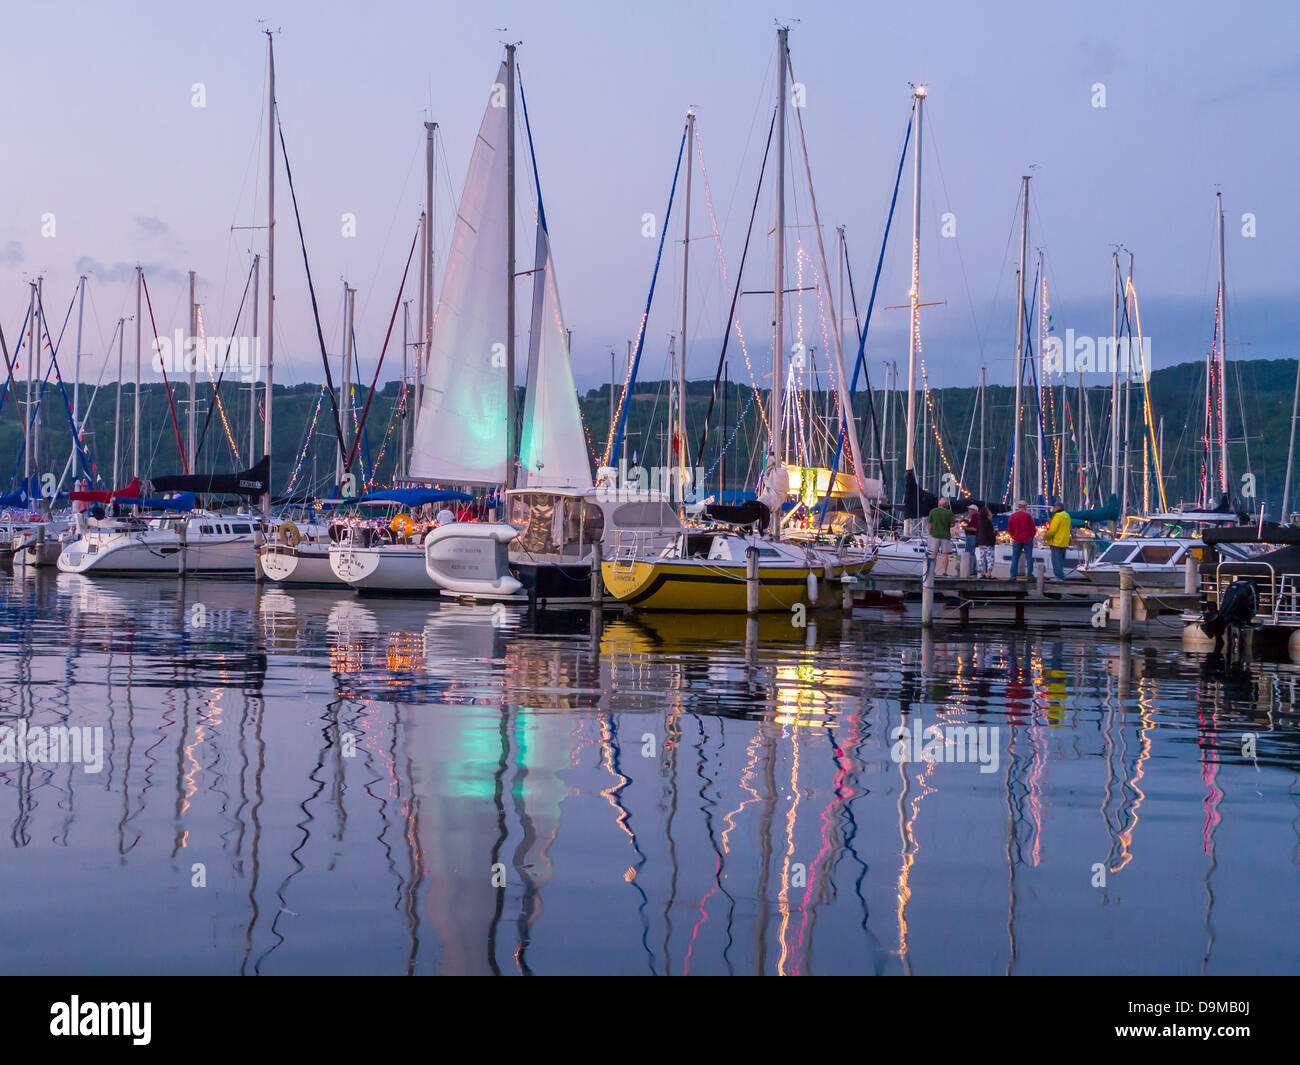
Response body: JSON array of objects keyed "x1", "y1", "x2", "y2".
[{"x1": 1, "y1": 0, "x2": 1298, "y2": 996}]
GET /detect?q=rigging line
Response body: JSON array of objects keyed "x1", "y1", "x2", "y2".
[
  {"x1": 927, "y1": 105, "x2": 986, "y2": 362},
  {"x1": 140, "y1": 272, "x2": 191, "y2": 474},
  {"x1": 345, "y1": 223, "x2": 420, "y2": 474},
  {"x1": 607, "y1": 121, "x2": 689, "y2": 467},
  {"x1": 817, "y1": 103, "x2": 913, "y2": 525},
  {"x1": 194, "y1": 256, "x2": 257, "y2": 465},
  {"x1": 35, "y1": 285, "x2": 98, "y2": 484},
  {"x1": 277, "y1": 109, "x2": 349, "y2": 464},
  {"x1": 695, "y1": 107, "x2": 777, "y2": 470}
]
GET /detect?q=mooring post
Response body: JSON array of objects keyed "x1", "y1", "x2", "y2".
[
  {"x1": 1184, "y1": 555, "x2": 1197, "y2": 595},
  {"x1": 1118, "y1": 566, "x2": 1133, "y2": 639},
  {"x1": 589, "y1": 542, "x2": 603, "y2": 605},
  {"x1": 746, "y1": 545, "x2": 759, "y2": 615},
  {"x1": 1036, "y1": 567, "x2": 1045, "y2": 596},
  {"x1": 959, "y1": 549, "x2": 971, "y2": 578},
  {"x1": 921, "y1": 559, "x2": 935, "y2": 628},
  {"x1": 178, "y1": 521, "x2": 187, "y2": 577},
  {"x1": 841, "y1": 575, "x2": 854, "y2": 611}
]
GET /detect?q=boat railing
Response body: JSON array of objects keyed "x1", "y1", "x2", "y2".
[
  {"x1": 611, "y1": 530, "x2": 644, "y2": 570},
  {"x1": 1209, "y1": 558, "x2": 1280, "y2": 622}
]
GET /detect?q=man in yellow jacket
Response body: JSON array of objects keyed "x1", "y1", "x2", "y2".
[{"x1": 1045, "y1": 503, "x2": 1071, "y2": 580}]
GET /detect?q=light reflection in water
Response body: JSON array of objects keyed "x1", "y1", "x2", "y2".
[{"x1": 0, "y1": 574, "x2": 1297, "y2": 975}]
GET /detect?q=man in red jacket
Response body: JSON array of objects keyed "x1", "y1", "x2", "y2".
[{"x1": 1007, "y1": 499, "x2": 1037, "y2": 579}]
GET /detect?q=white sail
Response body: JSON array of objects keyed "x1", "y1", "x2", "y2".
[
  {"x1": 518, "y1": 222, "x2": 592, "y2": 489},
  {"x1": 409, "y1": 64, "x2": 511, "y2": 485}
]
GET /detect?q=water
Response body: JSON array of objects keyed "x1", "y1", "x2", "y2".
[{"x1": 1, "y1": 572, "x2": 1297, "y2": 975}]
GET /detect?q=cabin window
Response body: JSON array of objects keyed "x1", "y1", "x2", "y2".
[
  {"x1": 611, "y1": 501, "x2": 676, "y2": 531},
  {"x1": 1138, "y1": 544, "x2": 1181, "y2": 565},
  {"x1": 201, "y1": 526, "x2": 213, "y2": 535},
  {"x1": 1096, "y1": 544, "x2": 1136, "y2": 564},
  {"x1": 232, "y1": 524, "x2": 252, "y2": 534}
]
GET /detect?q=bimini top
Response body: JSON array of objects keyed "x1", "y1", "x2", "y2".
[
  {"x1": 319, "y1": 487, "x2": 474, "y2": 508},
  {"x1": 111, "y1": 493, "x2": 197, "y2": 512}
]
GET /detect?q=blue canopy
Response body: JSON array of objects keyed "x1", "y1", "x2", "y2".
[
  {"x1": 110, "y1": 493, "x2": 197, "y2": 512},
  {"x1": 356, "y1": 487, "x2": 473, "y2": 507}
]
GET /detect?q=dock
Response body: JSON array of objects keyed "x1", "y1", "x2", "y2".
[{"x1": 846, "y1": 567, "x2": 1198, "y2": 637}]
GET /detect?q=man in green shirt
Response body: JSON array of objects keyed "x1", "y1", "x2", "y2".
[{"x1": 927, "y1": 497, "x2": 957, "y2": 577}]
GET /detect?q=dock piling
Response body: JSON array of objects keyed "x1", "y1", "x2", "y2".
[
  {"x1": 1118, "y1": 566, "x2": 1133, "y2": 639},
  {"x1": 1184, "y1": 555, "x2": 1197, "y2": 595},
  {"x1": 746, "y1": 545, "x2": 759, "y2": 615}
]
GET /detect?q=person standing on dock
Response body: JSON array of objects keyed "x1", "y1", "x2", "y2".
[
  {"x1": 927, "y1": 497, "x2": 957, "y2": 577},
  {"x1": 962, "y1": 504, "x2": 980, "y2": 574},
  {"x1": 1008, "y1": 500, "x2": 1036, "y2": 580},
  {"x1": 976, "y1": 505, "x2": 996, "y2": 578},
  {"x1": 1045, "y1": 503, "x2": 1071, "y2": 581}
]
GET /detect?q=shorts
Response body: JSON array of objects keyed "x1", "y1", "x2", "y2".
[{"x1": 927, "y1": 535, "x2": 952, "y2": 558}]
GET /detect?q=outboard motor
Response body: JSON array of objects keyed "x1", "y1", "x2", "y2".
[{"x1": 1201, "y1": 577, "x2": 1257, "y2": 651}]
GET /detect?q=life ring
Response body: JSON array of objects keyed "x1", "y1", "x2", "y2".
[
  {"x1": 390, "y1": 513, "x2": 415, "y2": 540},
  {"x1": 279, "y1": 522, "x2": 302, "y2": 547}
]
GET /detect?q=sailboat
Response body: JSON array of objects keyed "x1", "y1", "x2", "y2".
[
  {"x1": 601, "y1": 27, "x2": 873, "y2": 612},
  {"x1": 415, "y1": 46, "x2": 681, "y2": 603}
]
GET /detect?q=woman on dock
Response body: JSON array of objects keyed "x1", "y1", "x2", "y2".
[
  {"x1": 962, "y1": 505, "x2": 980, "y2": 575},
  {"x1": 976, "y1": 505, "x2": 996, "y2": 578}
]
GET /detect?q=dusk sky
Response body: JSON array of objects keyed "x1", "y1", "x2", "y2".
[{"x1": 4, "y1": 0, "x2": 1298, "y2": 396}]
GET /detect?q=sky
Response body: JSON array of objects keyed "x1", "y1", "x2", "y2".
[{"x1": 3, "y1": 0, "x2": 1298, "y2": 398}]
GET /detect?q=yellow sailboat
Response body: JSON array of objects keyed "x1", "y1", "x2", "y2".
[{"x1": 601, "y1": 529, "x2": 867, "y2": 612}]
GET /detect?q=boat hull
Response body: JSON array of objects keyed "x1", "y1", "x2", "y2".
[
  {"x1": 330, "y1": 543, "x2": 439, "y2": 595},
  {"x1": 57, "y1": 532, "x2": 256, "y2": 575},
  {"x1": 259, "y1": 543, "x2": 343, "y2": 585},
  {"x1": 601, "y1": 558, "x2": 843, "y2": 612}
]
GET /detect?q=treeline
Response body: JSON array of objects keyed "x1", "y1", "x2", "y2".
[{"x1": 4, "y1": 358, "x2": 1295, "y2": 514}]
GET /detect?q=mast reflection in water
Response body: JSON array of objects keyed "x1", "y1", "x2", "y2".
[{"x1": 1, "y1": 573, "x2": 1297, "y2": 974}]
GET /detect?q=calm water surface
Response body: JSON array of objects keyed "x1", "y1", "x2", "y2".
[{"x1": 1, "y1": 572, "x2": 1297, "y2": 975}]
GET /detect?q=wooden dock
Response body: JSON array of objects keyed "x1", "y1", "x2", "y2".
[{"x1": 845, "y1": 569, "x2": 1198, "y2": 637}]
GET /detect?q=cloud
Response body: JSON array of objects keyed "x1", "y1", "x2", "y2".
[
  {"x1": 0, "y1": 240, "x2": 22, "y2": 266},
  {"x1": 133, "y1": 215, "x2": 169, "y2": 237},
  {"x1": 75, "y1": 256, "x2": 187, "y2": 286}
]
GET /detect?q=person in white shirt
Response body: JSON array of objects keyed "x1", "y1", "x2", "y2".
[{"x1": 436, "y1": 507, "x2": 456, "y2": 526}]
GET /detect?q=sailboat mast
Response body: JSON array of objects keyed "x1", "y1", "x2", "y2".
[
  {"x1": 417, "y1": 120, "x2": 435, "y2": 432},
  {"x1": 24, "y1": 282, "x2": 34, "y2": 484},
  {"x1": 113, "y1": 318, "x2": 124, "y2": 490},
  {"x1": 188, "y1": 269, "x2": 197, "y2": 468},
  {"x1": 134, "y1": 266, "x2": 142, "y2": 479},
  {"x1": 250, "y1": 253, "x2": 260, "y2": 462},
  {"x1": 1012, "y1": 175, "x2": 1028, "y2": 505},
  {"x1": 505, "y1": 43, "x2": 518, "y2": 491},
  {"x1": 1110, "y1": 249, "x2": 1120, "y2": 501},
  {"x1": 903, "y1": 86, "x2": 923, "y2": 483},
  {"x1": 1216, "y1": 190, "x2": 1228, "y2": 497},
  {"x1": 401, "y1": 299, "x2": 411, "y2": 478},
  {"x1": 979, "y1": 364, "x2": 986, "y2": 500},
  {"x1": 772, "y1": 28, "x2": 787, "y2": 468},
  {"x1": 339, "y1": 281, "x2": 353, "y2": 487},
  {"x1": 263, "y1": 29, "x2": 276, "y2": 514},
  {"x1": 73, "y1": 274, "x2": 85, "y2": 479},
  {"x1": 1283, "y1": 353, "x2": 1300, "y2": 518},
  {"x1": 677, "y1": 108, "x2": 694, "y2": 505},
  {"x1": 1036, "y1": 249, "x2": 1045, "y2": 505}
]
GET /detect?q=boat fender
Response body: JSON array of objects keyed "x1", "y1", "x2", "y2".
[{"x1": 807, "y1": 571, "x2": 818, "y2": 604}]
